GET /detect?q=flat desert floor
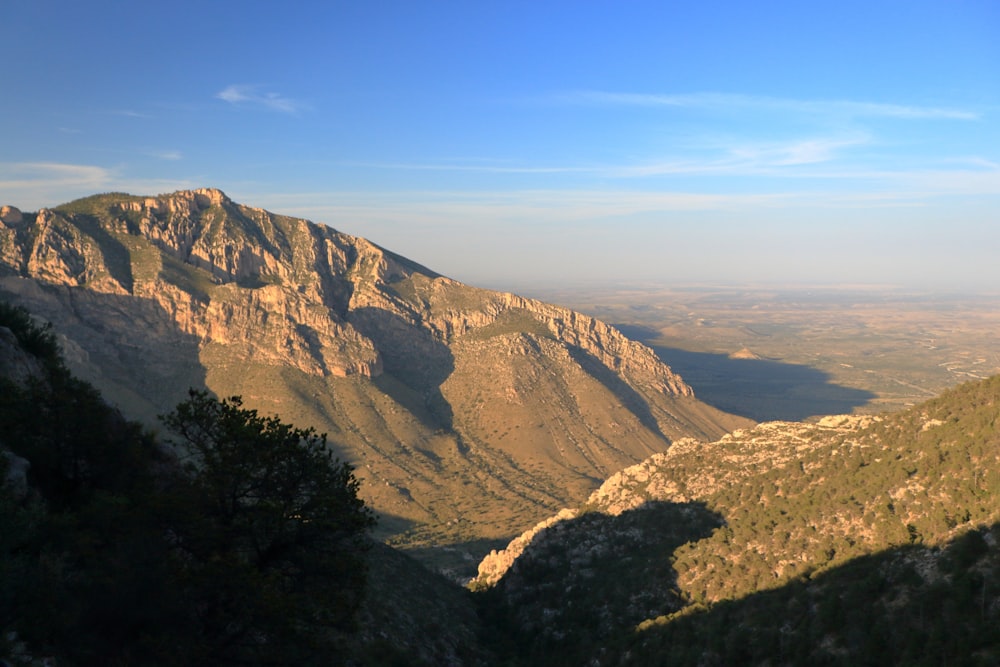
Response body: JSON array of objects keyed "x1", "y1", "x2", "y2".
[{"x1": 523, "y1": 285, "x2": 1000, "y2": 423}]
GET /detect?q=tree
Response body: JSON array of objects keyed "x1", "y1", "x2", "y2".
[{"x1": 161, "y1": 390, "x2": 375, "y2": 664}]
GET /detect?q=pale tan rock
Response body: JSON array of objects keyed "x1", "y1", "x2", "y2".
[
  {"x1": 0, "y1": 206, "x2": 23, "y2": 226},
  {"x1": 0, "y1": 325, "x2": 44, "y2": 385}
]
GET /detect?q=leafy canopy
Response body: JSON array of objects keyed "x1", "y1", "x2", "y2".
[{"x1": 161, "y1": 390, "x2": 375, "y2": 664}]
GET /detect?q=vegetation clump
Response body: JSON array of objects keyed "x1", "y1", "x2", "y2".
[
  {"x1": 0, "y1": 305, "x2": 374, "y2": 665},
  {"x1": 0, "y1": 302, "x2": 59, "y2": 362},
  {"x1": 474, "y1": 375, "x2": 1000, "y2": 665}
]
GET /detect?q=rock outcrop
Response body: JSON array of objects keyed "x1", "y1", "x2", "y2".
[
  {"x1": 0, "y1": 325, "x2": 44, "y2": 386},
  {"x1": 0, "y1": 206, "x2": 23, "y2": 226},
  {"x1": 0, "y1": 189, "x2": 750, "y2": 572},
  {"x1": 0, "y1": 321, "x2": 43, "y2": 501},
  {"x1": 473, "y1": 415, "x2": 878, "y2": 587}
]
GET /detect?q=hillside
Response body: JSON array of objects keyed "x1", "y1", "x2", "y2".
[
  {"x1": 0, "y1": 299, "x2": 494, "y2": 666},
  {"x1": 5, "y1": 213, "x2": 1000, "y2": 663},
  {"x1": 0, "y1": 189, "x2": 748, "y2": 571},
  {"x1": 474, "y1": 374, "x2": 1000, "y2": 665}
]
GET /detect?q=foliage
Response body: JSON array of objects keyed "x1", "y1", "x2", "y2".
[
  {"x1": 479, "y1": 501, "x2": 723, "y2": 666},
  {"x1": 0, "y1": 331, "x2": 374, "y2": 664},
  {"x1": 619, "y1": 525, "x2": 1000, "y2": 666},
  {"x1": 160, "y1": 390, "x2": 375, "y2": 664},
  {"x1": 0, "y1": 301, "x2": 59, "y2": 362},
  {"x1": 475, "y1": 374, "x2": 1000, "y2": 665},
  {"x1": 0, "y1": 366, "x2": 178, "y2": 664}
]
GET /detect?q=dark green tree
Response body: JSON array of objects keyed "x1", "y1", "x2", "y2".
[
  {"x1": 0, "y1": 301, "x2": 59, "y2": 362},
  {"x1": 161, "y1": 390, "x2": 375, "y2": 664}
]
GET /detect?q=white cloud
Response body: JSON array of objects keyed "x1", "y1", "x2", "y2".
[
  {"x1": 0, "y1": 162, "x2": 195, "y2": 209},
  {"x1": 0, "y1": 162, "x2": 112, "y2": 193},
  {"x1": 335, "y1": 133, "x2": 869, "y2": 180},
  {"x1": 215, "y1": 84, "x2": 306, "y2": 114},
  {"x1": 726, "y1": 135, "x2": 872, "y2": 168},
  {"x1": 245, "y1": 189, "x2": 803, "y2": 231},
  {"x1": 243, "y1": 157, "x2": 1000, "y2": 235},
  {"x1": 112, "y1": 109, "x2": 152, "y2": 119},
  {"x1": 342, "y1": 159, "x2": 593, "y2": 175},
  {"x1": 555, "y1": 91, "x2": 979, "y2": 121}
]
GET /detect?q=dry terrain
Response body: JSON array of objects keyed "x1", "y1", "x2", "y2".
[{"x1": 521, "y1": 284, "x2": 1000, "y2": 422}]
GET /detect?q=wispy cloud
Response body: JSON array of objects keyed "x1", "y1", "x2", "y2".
[
  {"x1": 603, "y1": 134, "x2": 872, "y2": 177},
  {"x1": 250, "y1": 156, "x2": 1000, "y2": 231},
  {"x1": 553, "y1": 91, "x2": 979, "y2": 121},
  {"x1": 0, "y1": 162, "x2": 112, "y2": 191},
  {"x1": 338, "y1": 133, "x2": 870, "y2": 179},
  {"x1": 734, "y1": 136, "x2": 871, "y2": 166},
  {"x1": 342, "y1": 159, "x2": 595, "y2": 175},
  {"x1": 111, "y1": 109, "x2": 152, "y2": 119},
  {"x1": 216, "y1": 84, "x2": 306, "y2": 114},
  {"x1": 0, "y1": 162, "x2": 195, "y2": 209},
  {"x1": 150, "y1": 150, "x2": 183, "y2": 161},
  {"x1": 251, "y1": 189, "x2": 789, "y2": 231}
]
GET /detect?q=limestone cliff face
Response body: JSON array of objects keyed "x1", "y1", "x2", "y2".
[
  {"x1": 0, "y1": 189, "x2": 749, "y2": 573},
  {"x1": 0, "y1": 190, "x2": 380, "y2": 380},
  {"x1": 0, "y1": 189, "x2": 690, "y2": 395}
]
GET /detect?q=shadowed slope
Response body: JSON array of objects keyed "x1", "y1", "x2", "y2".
[{"x1": 0, "y1": 189, "x2": 750, "y2": 573}]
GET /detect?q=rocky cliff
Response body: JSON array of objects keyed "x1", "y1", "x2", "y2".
[{"x1": 0, "y1": 189, "x2": 749, "y2": 572}]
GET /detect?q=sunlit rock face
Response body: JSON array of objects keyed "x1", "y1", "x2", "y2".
[{"x1": 0, "y1": 189, "x2": 749, "y2": 569}]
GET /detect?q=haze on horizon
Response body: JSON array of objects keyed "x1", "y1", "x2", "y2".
[{"x1": 2, "y1": 1, "x2": 998, "y2": 293}]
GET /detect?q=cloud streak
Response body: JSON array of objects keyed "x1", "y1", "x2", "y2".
[
  {"x1": 555, "y1": 91, "x2": 980, "y2": 121},
  {"x1": 335, "y1": 133, "x2": 872, "y2": 179},
  {"x1": 216, "y1": 85, "x2": 306, "y2": 114},
  {"x1": 151, "y1": 150, "x2": 183, "y2": 161},
  {"x1": 0, "y1": 162, "x2": 112, "y2": 191},
  {"x1": 0, "y1": 162, "x2": 195, "y2": 210}
]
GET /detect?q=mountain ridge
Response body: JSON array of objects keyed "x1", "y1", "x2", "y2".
[
  {"x1": 471, "y1": 373, "x2": 1000, "y2": 663},
  {"x1": 0, "y1": 188, "x2": 749, "y2": 571}
]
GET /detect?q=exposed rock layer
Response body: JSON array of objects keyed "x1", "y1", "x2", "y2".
[{"x1": 0, "y1": 189, "x2": 750, "y2": 570}]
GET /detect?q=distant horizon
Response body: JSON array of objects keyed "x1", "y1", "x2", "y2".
[
  {"x1": 4, "y1": 185, "x2": 999, "y2": 298},
  {"x1": 3, "y1": 1, "x2": 998, "y2": 293}
]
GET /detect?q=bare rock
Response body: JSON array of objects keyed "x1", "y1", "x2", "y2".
[
  {"x1": 0, "y1": 206, "x2": 23, "y2": 227},
  {"x1": 471, "y1": 508, "x2": 579, "y2": 588},
  {"x1": 0, "y1": 325, "x2": 44, "y2": 385},
  {"x1": 1, "y1": 450, "x2": 31, "y2": 500}
]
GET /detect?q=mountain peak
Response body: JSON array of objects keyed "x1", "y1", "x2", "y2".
[{"x1": 0, "y1": 189, "x2": 750, "y2": 572}]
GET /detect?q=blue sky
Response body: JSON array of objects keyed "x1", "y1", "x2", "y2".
[{"x1": 2, "y1": 1, "x2": 998, "y2": 292}]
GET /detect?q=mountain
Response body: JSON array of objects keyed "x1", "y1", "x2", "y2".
[
  {"x1": 473, "y1": 374, "x2": 1000, "y2": 664},
  {"x1": 0, "y1": 299, "x2": 495, "y2": 666},
  {"x1": 6, "y1": 193, "x2": 1000, "y2": 664},
  {"x1": 0, "y1": 188, "x2": 748, "y2": 572}
]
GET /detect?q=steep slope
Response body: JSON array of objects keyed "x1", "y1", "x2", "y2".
[
  {"x1": 0, "y1": 189, "x2": 748, "y2": 571},
  {"x1": 475, "y1": 374, "x2": 1000, "y2": 664},
  {"x1": 0, "y1": 298, "x2": 492, "y2": 666}
]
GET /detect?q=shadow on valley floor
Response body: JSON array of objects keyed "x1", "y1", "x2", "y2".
[
  {"x1": 478, "y1": 500, "x2": 724, "y2": 664},
  {"x1": 397, "y1": 536, "x2": 516, "y2": 583},
  {"x1": 372, "y1": 510, "x2": 517, "y2": 583},
  {"x1": 614, "y1": 524, "x2": 1000, "y2": 667},
  {"x1": 567, "y1": 345, "x2": 666, "y2": 437},
  {"x1": 351, "y1": 306, "x2": 456, "y2": 431},
  {"x1": 614, "y1": 324, "x2": 876, "y2": 421}
]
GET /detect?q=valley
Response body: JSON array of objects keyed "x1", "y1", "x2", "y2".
[
  {"x1": 0, "y1": 190, "x2": 748, "y2": 580},
  {"x1": 4, "y1": 191, "x2": 1000, "y2": 665},
  {"x1": 525, "y1": 284, "x2": 1000, "y2": 422}
]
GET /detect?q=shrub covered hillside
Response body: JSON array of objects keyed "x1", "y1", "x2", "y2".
[
  {"x1": 0, "y1": 301, "x2": 375, "y2": 665},
  {"x1": 477, "y1": 375, "x2": 1000, "y2": 665}
]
